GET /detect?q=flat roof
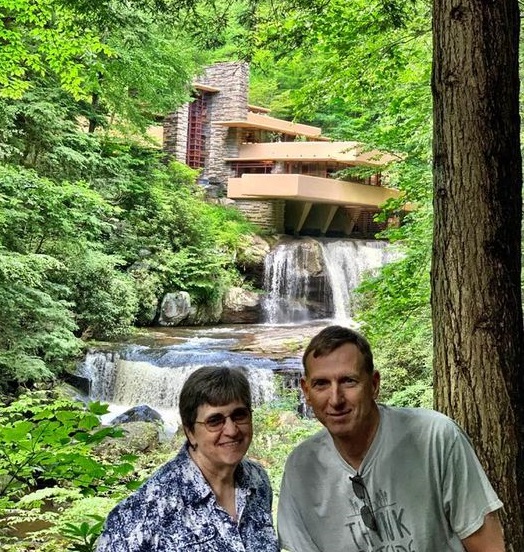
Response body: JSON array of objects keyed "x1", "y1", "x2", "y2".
[
  {"x1": 213, "y1": 112, "x2": 331, "y2": 140},
  {"x1": 248, "y1": 104, "x2": 271, "y2": 114},
  {"x1": 193, "y1": 82, "x2": 221, "y2": 93},
  {"x1": 225, "y1": 141, "x2": 398, "y2": 166}
]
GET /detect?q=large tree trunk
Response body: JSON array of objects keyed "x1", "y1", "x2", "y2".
[{"x1": 431, "y1": 1, "x2": 524, "y2": 549}]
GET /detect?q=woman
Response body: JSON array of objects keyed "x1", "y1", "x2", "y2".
[{"x1": 96, "y1": 366, "x2": 280, "y2": 552}]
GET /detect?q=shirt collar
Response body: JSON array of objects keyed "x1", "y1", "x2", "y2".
[{"x1": 175, "y1": 442, "x2": 256, "y2": 506}]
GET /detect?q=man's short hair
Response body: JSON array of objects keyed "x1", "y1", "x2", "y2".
[{"x1": 302, "y1": 325, "x2": 374, "y2": 376}]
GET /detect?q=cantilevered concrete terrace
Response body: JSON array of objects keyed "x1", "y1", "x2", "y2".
[
  {"x1": 226, "y1": 141, "x2": 399, "y2": 165},
  {"x1": 228, "y1": 173, "x2": 401, "y2": 206},
  {"x1": 228, "y1": 173, "x2": 404, "y2": 236},
  {"x1": 213, "y1": 112, "x2": 331, "y2": 141}
]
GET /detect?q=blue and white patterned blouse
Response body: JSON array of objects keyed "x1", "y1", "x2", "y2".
[{"x1": 95, "y1": 443, "x2": 280, "y2": 552}]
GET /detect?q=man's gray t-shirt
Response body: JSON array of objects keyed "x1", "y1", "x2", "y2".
[{"x1": 277, "y1": 405, "x2": 502, "y2": 552}]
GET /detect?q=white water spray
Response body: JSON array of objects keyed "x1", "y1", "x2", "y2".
[
  {"x1": 263, "y1": 238, "x2": 396, "y2": 324},
  {"x1": 319, "y1": 239, "x2": 391, "y2": 324},
  {"x1": 78, "y1": 349, "x2": 277, "y2": 427},
  {"x1": 263, "y1": 241, "x2": 315, "y2": 324}
]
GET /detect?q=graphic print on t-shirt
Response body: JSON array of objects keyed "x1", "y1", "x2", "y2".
[{"x1": 347, "y1": 488, "x2": 415, "y2": 551}]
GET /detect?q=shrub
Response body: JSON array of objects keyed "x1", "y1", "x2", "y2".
[
  {"x1": 60, "y1": 251, "x2": 139, "y2": 340},
  {"x1": 0, "y1": 251, "x2": 81, "y2": 391},
  {"x1": 0, "y1": 390, "x2": 137, "y2": 551}
]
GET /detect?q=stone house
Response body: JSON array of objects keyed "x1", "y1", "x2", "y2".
[{"x1": 154, "y1": 61, "x2": 407, "y2": 237}]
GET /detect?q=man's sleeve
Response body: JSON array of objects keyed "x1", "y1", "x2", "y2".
[
  {"x1": 277, "y1": 465, "x2": 322, "y2": 552},
  {"x1": 442, "y1": 425, "x2": 503, "y2": 541}
]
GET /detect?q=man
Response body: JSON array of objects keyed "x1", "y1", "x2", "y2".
[{"x1": 277, "y1": 325, "x2": 505, "y2": 552}]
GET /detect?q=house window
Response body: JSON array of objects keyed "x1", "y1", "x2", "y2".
[
  {"x1": 232, "y1": 161, "x2": 274, "y2": 176},
  {"x1": 186, "y1": 93, "x2": 209, "y2": 168}
]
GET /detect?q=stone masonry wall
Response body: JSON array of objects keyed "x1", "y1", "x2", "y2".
[
  {"x1": 163, "y1": 61, "x2": 249, "y2": 196},
  {"x1": 163, "y1": 62, "x2": 285, "y2": 232},
  {"x1": 197, "y1": 62, "x2": 249, "y2": 190},
  {"x1": 234, "y1": 200, "x2": 285, "y2": 233},
  {"x1": 163, "y1": 105, "x2": 189, "y2": 163}
]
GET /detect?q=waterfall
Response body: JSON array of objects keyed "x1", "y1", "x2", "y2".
[
  {"x1": 263, "y1": 238, "x2": 394, "y2": 324},
  {"x1": 77, "y1": 338, "x2": 280, "y2": 427},
  {"x1": 263, "y1": 241, "x2": 317, "y2": 324},
  {"x1": 74, "y1": 238, "x2": 397, "y2": 425},
  {"x1": 319, "y1": 239, "x2": 393, "y2": 323}
]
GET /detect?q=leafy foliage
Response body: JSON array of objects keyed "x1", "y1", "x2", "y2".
[
  {"x1": 0, "y1": 0, "x2": 209, "y2": 105},
  {"x1": 60, "y1": 515, "x2": 106, "y2": 552},
  {"x1": 0, "y1": 0, "x2": 112, "y2": 99},
  {"x1": 0, "y1": 164, "x2": 113, "y2": 255},
  {"x1": 0, "y1": 391, "x2": 134, "y2": 505},
  {"x1": 251, "y1": 396, "x2": 321, "y2": 499},
  {"x1": 0, "y1": 391, "x2": 142, "y2": 551},
  {"x1": 99, "y1": 12, "x2": 204, "y2": 133},
  {"x1": 0, "y1": 251, "x2": 81, "y2": 390},
  {"x1": 99, "y1": 158, "x2": 257, "y2": 305},
  {"x1": 0, "y1": 88, "x2": 109, "y2": 181},
  {"x1": 354, "y1": 206, "x2": 433, "y2": 406},
  {"x1": 60, "y1": 251, "x2": 140, "y2": 340}
]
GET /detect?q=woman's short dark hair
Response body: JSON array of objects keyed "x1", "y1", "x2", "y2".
[
  {"x1": 179, "y1": 366, "x2": 252, "y2": 431},
  {"x1": 302, "y1": 325, "x2": 374, "y2": 376}
]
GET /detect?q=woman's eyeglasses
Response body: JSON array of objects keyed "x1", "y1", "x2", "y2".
[
  {"x1": 195, "y1": 407, "x2": 252, "y2": 432},
  {"x1": 350, "y1": 474, "x2": 380, "y2": 535}
]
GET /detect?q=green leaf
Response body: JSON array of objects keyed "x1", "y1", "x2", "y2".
[
  {"x1": 88, "y1": 401, "x2": 111, "y2": 415},
  {"x1": 1, "y1": 421, "x2": 33, "y2": 442}
]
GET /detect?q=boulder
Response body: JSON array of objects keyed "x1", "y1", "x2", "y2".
[
  {"x1": 158, "y1": 291, "x2": 191, "y2": 326},
  {"x1": 111, "y1": 404, "x2": 163, "y2": 425},
  {"x1": 96, "y1": 421, "x2": 161, "y2": 456},
  {"x1": 62, "y1": 373, "x2": 91, "y2": 396},
  {"x1": 119, "y1": 421, "x2": 160, "y2": 452},
  {"x1": 220, "y1": 286, "x2": 262, "y2": 324},
  {"x1": 186, "y1": 299, "x2": 223, "y2": 325},
  {"x1": 236, "y1": 234, "x2": 271, "y2": 288}
]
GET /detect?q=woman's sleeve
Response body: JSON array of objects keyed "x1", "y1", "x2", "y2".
[
  {"x1": 95, "y1": 495, "x2": 151, "y2": 552},
  {"x1": 95, "y1": 509, "x2": 130, "y2": 552}
]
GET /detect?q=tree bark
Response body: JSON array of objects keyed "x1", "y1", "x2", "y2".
[
  {"x1": 88, "y1": 92, "x2": 100, "y2": 134},
  {"x1": 432, "y1": 1, "x2": 524, "y2": 549}
]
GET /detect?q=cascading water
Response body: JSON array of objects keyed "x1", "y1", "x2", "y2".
[
  {"x1": 263, "y1": 241, "x2": 318, "y2": 324},
  {"x1": 263, "y1": 238, "x2": 395, "y2": 324},
  {"x1": 319, "y1": 239, "x2": 394, "y2": 323},
  {"x1": 77, "y1": 334, "x2": 288, "y2": 427},
  {"x1": 76, "y1": 238, "x2": 396, "y2": 425}
]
